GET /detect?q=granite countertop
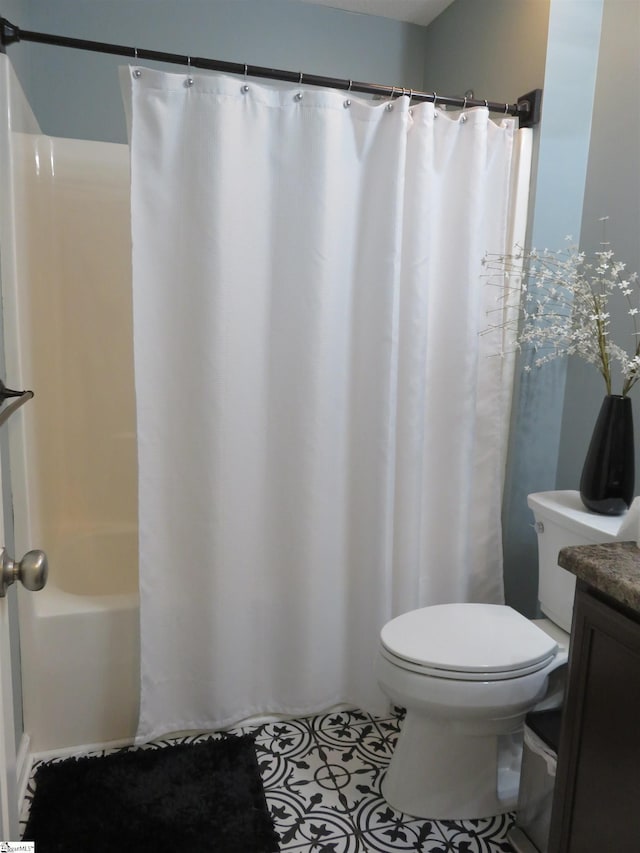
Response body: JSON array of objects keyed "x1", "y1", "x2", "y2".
[{"x1": 558, "y1": 541, "x2": 640, "y2": 614}]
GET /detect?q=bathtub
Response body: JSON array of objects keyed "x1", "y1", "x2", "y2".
[
  {"x1": 19, "y1": 526, "x2": 139, "y2": 755},
  {"x1": 4, "y1": 102, "x2": 140, "y2": 755}
]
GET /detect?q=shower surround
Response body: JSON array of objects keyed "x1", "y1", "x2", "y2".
[{"x1": 6, "y1": 118, "x2": 139, "y2": 753}]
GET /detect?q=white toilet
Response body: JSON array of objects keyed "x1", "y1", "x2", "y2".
[{"x1": 375, "y1": 490, "x2": 624, "y2": 820}]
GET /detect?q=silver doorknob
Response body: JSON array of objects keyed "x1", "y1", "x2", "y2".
[{"x1": 0, "y1": 547, "x2": 48, "y2": 597}]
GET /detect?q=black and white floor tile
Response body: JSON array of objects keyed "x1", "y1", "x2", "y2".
[{"x1": 21, "y1": 707, "x2": 515, "y2": 852}]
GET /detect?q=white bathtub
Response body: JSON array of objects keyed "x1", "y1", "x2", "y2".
[
  {"x1": 19, "y1": 526, "x2": 139, "y2": 754},
  {"x1": 5, "y1": 119, "x2": 140, "y2": 754}
]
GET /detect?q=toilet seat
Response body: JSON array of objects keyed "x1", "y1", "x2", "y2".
[{"x1": 380, "y1": 603, "x2": 558, "y2": 682}]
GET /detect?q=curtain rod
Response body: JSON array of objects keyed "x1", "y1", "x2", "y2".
[{"x1": 0, "y1": 17, "x2": 542, "y2": 127}]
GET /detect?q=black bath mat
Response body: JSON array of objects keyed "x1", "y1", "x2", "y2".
[{"x1": 23, "y1": 733, "x2": 280, "y2": 853}]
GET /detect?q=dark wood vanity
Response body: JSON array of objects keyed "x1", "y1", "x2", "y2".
[{"x1": 548, "y1": 541, "x2": 640, "y2": 853}]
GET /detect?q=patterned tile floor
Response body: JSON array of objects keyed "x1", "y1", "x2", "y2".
[{"x1": 22, "y1": 707, "x2": 516, "y2": 852}]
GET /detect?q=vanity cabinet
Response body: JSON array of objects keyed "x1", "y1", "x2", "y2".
[{"x1": 548, "y1": 579, "x2": 640, "y2": 853}]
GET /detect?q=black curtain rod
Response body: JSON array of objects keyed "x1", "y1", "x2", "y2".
[{"x1": 0, "y1": 17, "x2": 542, "y2": 127}]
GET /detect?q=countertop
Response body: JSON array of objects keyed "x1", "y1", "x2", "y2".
[{"x1": 558, "y1": 540, "x2": 640, "y2": 614}]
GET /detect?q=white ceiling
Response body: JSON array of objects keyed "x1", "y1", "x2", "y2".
[{"x1": 290, "y1": 0, "x2": 456, "y2": 27}]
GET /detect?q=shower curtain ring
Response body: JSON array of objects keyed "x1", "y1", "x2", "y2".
[
  {"x1": 299, "y1": 72, "x2": 303, "y2": 84},
  {"x1": 432, "y1": 91, "x2": 438, "y2": 107},
  {"x1": 185, "y1": 56, "x2": 194, "y2": 87},
  {"x1": 348, "y1": 80, "x2": 353, "y2": 92},
  {"x1": 504, "y1": 103, "x2": 509, "y2": 115},
  {"x1": 385, "y1": 87, "x2": 395, "y2": 111},
  {"x1": 132, "y1": 47, "x2": 141, "y2": 77}
]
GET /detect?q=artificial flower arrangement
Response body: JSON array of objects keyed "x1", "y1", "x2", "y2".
[{"x1": 481, "y1": 223, "x2": 640, "y2": 396}]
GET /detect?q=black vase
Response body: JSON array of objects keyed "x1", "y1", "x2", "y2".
[{"x1": 579, "y1": 394, "x2": 635, "y2": 515}]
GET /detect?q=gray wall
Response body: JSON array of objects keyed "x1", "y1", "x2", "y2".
[
  {"x1": 422, "y1": 0, "x2": 550, "y2": 105},
  {"x1": 0, "y1": 0, "x2": 29, "y2": 85},
  {"x1": 557, "y1": 0, "x2": 640, "y2": 492},
  {"x1": 424, "y1": 0, "x2": 556, "y2": 617},
  {"x1": 0, "y1": 0, "x2": 428, "y2": 143},
  {"x1": 503, "y1": 0, "x2": 605, "y2": 616},
  {"x1": 423, "y1": 0, "x2": 606, "y2": 616}
]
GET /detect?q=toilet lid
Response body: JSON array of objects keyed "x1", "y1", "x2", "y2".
[{"x1": 380, "y1": 604, "x2": 558, "y2": 676}]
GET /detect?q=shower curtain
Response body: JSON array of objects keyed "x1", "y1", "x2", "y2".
[{"x1": 125, "y1": 67, "x2": 531, "y2": 741}]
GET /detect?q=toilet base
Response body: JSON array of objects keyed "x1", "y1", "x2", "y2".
[{"x1": 383, "y1": 711, "x2": 521, "y2": 820}]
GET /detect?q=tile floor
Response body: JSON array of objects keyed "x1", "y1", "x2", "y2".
[{"x1": 22, "y1": 707, "x2": 516, "y2": 852}]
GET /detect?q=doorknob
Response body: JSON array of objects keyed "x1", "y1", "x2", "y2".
[{"x1": 0, "y1": 548, "x2": 48, "y2": 597}]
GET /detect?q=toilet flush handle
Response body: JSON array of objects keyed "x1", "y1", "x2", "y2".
[
  {"x1": 534, "y1": 521, "x2": 544, "y2": 534},
  {"x1": 0, "y1": 547, "x2": 48, "y2": 597}
]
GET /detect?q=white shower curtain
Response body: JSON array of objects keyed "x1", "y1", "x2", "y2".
[{"x1": 125, "y1": 68, "x2": 531, "y2": 741}]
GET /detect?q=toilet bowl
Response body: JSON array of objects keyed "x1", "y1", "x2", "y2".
[
  {"x1": 376, "y1": 490, "x2": 625, "y2": 821},
  {"x1": 375, "y1": 603, "x2": 567, "y2": 819}
]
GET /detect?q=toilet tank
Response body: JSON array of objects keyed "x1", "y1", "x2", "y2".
[{"x1": 528, "y1": 491, "x2": 624, "y2": 633}]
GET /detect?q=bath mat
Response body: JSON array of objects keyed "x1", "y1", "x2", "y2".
[{"x1": 23, "y1": 733, "x2": 280, "y2": 853}]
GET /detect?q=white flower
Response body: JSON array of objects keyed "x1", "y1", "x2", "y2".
[{"x1": 482, "y1": 237, "x2": 640, "y2": 396}]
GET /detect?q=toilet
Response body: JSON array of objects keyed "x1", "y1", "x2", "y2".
[{"x1": 375, "y1": 490, "x2": 624, "y2": 820}]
